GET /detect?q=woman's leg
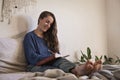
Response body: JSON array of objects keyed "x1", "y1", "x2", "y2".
[
  {"x1": 71, "y1": 61, "x2": 94, "y2": 76},
  {"x1": 52, "y1": 58, "x2": 94, "y2": 76},
  {"x1": 26, "y1": 65, "x2": 58, "y2": 72},
  {"x1": 52, "y1": 57, "x2": 76, "y2": 73},
  {"x1": 93, "y1": 60, "x2": 102, "y2": 72}
]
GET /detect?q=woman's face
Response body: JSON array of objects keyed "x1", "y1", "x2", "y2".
[{"x1": 38, "y1": 16, "x2": 54, "y2": 32}]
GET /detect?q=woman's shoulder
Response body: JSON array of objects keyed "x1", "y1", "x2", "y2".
[
  {"x1": 25, "y1": 31, "x2": 35, "y2": 36},
  {"x1": 24, "y1": 31, "x2": 36, "y2": 38}
]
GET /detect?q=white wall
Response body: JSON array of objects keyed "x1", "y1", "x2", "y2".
[
  {"x1": 107, "y1": 0, "x2": 120, "y2": 58},
  {"x1": 0, "y1": 0, "x2": 107, "y2": 62}
]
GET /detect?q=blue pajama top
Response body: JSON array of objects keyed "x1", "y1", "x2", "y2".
[{"x1": 23, "y1": 31, "x2": 52, "y2": 66}]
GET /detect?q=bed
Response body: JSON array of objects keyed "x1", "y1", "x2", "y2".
[{"x1": 0, "y1": 37, "x2": 120, "y2": 80}]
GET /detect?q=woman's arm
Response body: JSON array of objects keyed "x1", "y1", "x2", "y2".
[
  {"x1": 36, "y1": 50, "x2": 64, "y2": 66},
  {"x1": 23, "y1": 33, "x2": 50, "y2": 65},
  {"x1": 36, "y1": 54, "x2": 55, "y2": 66}
]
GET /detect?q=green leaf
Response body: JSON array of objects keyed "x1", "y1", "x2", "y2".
[
  {"x1": 104, "y1": 55, "x2": 108, "y2": 60},
  {"x1": 80, "y1": 50, "x2": 84, "y2": 55},
  {"x1": 80, "y1": 56, "x2": 86, "y2": 62},
  {"x1": 115, "y1": 56, "x2": 120, "y2": 64},
  {"x1": 115, "y1": 60, "x2": 118, "y2": 63},
  {"x1": 81, "y1": 56, "x2": 84, "y2": 59},
  {"x1": 87, "y1": 47, "x2": 91, "y2": 59},
  {"x1": 81, "y1": 50, "x2": 88, "y2": 60},
  {"x1": 95, "y1": 56, "x2": 99, "y2": 61},
  {"x1": 100, "y1": 56, "x2": 103, "y2": 60}
]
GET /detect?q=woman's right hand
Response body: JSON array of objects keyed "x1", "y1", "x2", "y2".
[
  {"x1": 55, "y1": 53, "x2": 62, "y2": 58},
  {"x1": 48, "y1": 49, "x2": 62, "y2": 58}
]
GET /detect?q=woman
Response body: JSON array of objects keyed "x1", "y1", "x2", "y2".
[{"x1": 23, "y1": 11, "x2": 101, "y2": 77}]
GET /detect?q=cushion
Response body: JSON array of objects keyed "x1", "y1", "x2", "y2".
[{"x1": 0, "y1": 37, "x2": 27, "y2": 73}]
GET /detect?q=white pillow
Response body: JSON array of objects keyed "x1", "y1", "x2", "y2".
[{"x1": 0, "y1": 38, "x2": 27, "y2": 73}]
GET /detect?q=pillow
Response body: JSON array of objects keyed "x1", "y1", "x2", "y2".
[{"x1": 0, "y1": 38, "x2": 27, "y2": 73}]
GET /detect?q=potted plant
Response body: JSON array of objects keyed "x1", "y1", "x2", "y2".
[
  {"x1": 95, "y1": 55, "x2": 102, "y2": 61},
  {"x1": 79, "y1": 47, "x2": 92, "y2": 63},
  {"x1": 115, "y1": 56, "x2": 120, "y2": 64},
  {"x1": 103, "y1": 55, "x2": 113, "y2": 65}
]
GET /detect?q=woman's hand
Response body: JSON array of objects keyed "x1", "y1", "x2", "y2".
[
  {"x1": 55, "y1": 53, "x2": 62, "y2": 58},
  {"x1": 48, "y1": 49, "x2": 62, "y2": 58},
  {"x1": 48, "y1": 49, "x2": 70, "y2": 58}
]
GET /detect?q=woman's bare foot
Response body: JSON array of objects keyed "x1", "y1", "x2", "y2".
[
  {"x1": 71, "y1": 61, "x2": 94, "y2": 77},
  {"x1": 93, "y1": 60, "x2": 102, "y2": 72}
]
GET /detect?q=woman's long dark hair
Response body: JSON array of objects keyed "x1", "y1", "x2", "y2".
[{"x1": 38, "y1": 11, "x2": 59, "y2": 53}]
